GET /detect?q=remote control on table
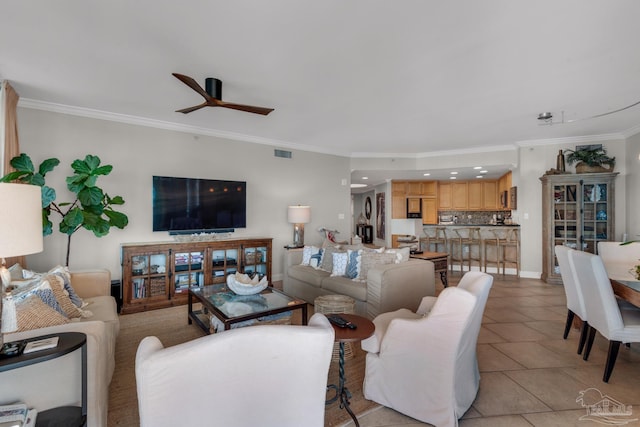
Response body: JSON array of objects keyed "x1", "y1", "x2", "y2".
[{"x1": 327, "y1": 314, "x2": 357, "y2": 329}]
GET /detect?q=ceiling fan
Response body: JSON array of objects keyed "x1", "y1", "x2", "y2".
[{"x1": 172, "y1": 73, "x2": 274, "y2": 115}]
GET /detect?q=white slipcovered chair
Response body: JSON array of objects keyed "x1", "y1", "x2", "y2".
[
  {"x1": 555, "y1": 245, "x2": 590, "y2": 354},
  {"x1": 569, "y1": 250, "x2": 640, "y2": 382},
  {"x1": 135, "y1": 313, "x2": 335, "y2": 427},
  {"x1": 361, "y1": 271, "x2": 493, "y2": 427}
]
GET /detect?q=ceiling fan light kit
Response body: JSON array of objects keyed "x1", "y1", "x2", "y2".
[{"x1": 172, "y1": 73, "x2": 274, "y2": 116}]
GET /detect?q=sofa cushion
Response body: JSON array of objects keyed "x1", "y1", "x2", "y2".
[
  {"x1": 288, "y1": 264, "x2": 331, "y2": 287},
  {"x1": 322, "y1": 276, "x2": 367, "y2": 301},
  {"x1": 344, "y1": 249, "x2": 362, "y2": 279}
]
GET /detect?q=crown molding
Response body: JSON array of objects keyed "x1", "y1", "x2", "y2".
[
  {"x1": 516, "y1": 132, "x2": 626, "y2": 147},
  {"x1": 17, "y1": 98, "x2": 351, "y2": 157}
]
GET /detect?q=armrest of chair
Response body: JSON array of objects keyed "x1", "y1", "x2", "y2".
[
  {"x1": 416, "y1": 296, "x2": 438, "y2": 316},
  {"x1": 366, "y1": 260, "x2": 435, "y2": 318}
]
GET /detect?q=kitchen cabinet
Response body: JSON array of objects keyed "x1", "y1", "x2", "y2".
[
  {"x1": 392, "y1": 181, "x2": 407, "y2": 219},
  {"x1": 452, "y1": 183, "x2": 468, "y2": 209},
  {"x1": 422, "y1": 198, "x2": 438, "y2": 224},
  {"x1": 438, "y1": 183, "x2": 452, "y2": 209},
  {"x1": 406, "y1": 181, "x2": 423, "y2": 196},
  {"x1": 422, "y1": 181, "x2": 437, "y2": 198},
  {"x1": 482, "y1": 181, "x2": 498, "y2": 209},
  {"x1": 467, "y1": 182, "x2": 483, "y2": 210}
]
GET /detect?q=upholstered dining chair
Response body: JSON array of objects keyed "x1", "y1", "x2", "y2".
[
  {"x1": 361, "y1": 272, "x2": 493, "y2": 426},
  {"x1": 135, "y1": 313, "x2": 334, "y2": 427},
  {"x1": 555, "y1": 245, "x2": 590, "y2": 354},
  {"x1": 569, "y1": 250, "x2": 640, "y2": 382}
]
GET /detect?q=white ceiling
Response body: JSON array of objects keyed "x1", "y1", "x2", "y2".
[{"x1": 2, "y1": 1, "x2": 640, "y2": 190}]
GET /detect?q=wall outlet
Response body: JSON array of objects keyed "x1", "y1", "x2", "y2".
[{"x1": 338, "y1": 213, "x2": 345, "y2": 220}]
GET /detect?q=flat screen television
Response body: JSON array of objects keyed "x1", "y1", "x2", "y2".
[{"x1": 152, "y1": 175, "x2": 246, "y2": 234}]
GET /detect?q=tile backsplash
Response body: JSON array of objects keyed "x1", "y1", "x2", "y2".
[{"x1": 438, "y1": 210, "x2": 514, "y2": 225}]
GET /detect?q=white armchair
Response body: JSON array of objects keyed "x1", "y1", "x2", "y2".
[
  {"x1": 135, "y1": 313, "x2": 335, "y2": 427},
  {"x1": 361, "y1": 272, "x2": 493, "y2": 427}
]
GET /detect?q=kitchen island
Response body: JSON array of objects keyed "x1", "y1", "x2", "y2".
[{"x1": 421, "y1": 225, "x2": 520, "y2": 275}]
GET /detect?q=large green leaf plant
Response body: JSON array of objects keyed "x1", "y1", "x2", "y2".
[{"x1": 1, "y1": 153, "x2": 129, "y2": 266}]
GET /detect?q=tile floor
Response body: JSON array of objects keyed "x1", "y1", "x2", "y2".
[{"x1": 341, "y1": 274, "x2": 640, "y2": 427}]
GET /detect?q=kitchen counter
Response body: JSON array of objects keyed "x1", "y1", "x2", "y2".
[{"x1": 434, "y1": 224, "x2": 520, "y2": 227}]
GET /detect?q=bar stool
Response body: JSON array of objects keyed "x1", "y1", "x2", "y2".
[
  {"x1": 421, "y1": 227, "x2": 448, "y2": 253},
  {"x1": 483, "y1": 228, "x2": 508, "y2": 274},
  {"x1": 450, "y1": 227, "x2": 481, "y2": 274},
  {"x1": 500, "y1": 228, "x2": 520, "y2": 277}
]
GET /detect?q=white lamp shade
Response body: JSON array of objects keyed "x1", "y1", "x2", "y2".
[
  {"x1": 287, "y1": 205, "x2": 311, "y2": 224},
  {"x1": 0, "y1": 183, "x2": 44, "y2": 258}
]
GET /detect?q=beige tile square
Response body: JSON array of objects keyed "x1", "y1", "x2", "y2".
[
  {"x1": 492, "y1": 342, "x2": 580, "y2": 368},
  {"x1": 523, "y1": 409, "x2": 616, "y2": 426},
  {"x1": 505, "y1": 368, "x2": 591, "y2": 410},
  {"x1": 472, "y1": 372, "x2": 551, "y2": 416},
  {"x1": 484, "y1": 322, "x2": 549, "y2": 342},
  {"x1": 459, "y1": 415, "x2": 533, "y2": 427},
  {"x1": 524, "y1": 320, "x2": 566, "y2": 338},
  {"x1": 483, "y1": 307, "x2": 534, "y2": 323},
  {"x1": 478, "y1": 344, "x2": 524, "y2": 372},
  {"x1": 515, "y1": 306, "x2": 566, "y2": 322},
  {"x1": 477, "y1": 325, "x2": 507, "y2": 344}
]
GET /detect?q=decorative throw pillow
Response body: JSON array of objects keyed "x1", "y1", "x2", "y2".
[
  {"x1": 46, "y1": 274, "x2": 92, "y2": 319},
  {"x1": 10, "y1": 276, "x2": 66, "y2": 316},
  {"x1": 47, "y1": 265, "x2": 84, "y2": 308},
  {"x1": 385, "y1": 247, "x2": 412, "y2": 263},
  {"x1": 301, "y1": 246, "x2": 321, "y2": 266},
  {"x1": 331, "y1": 252, "x2": 349, "y2": 277},
  {"x1": 344, "y1": 249, "x2": 362, "y2": 279},
  {"x1": 357, "y1": 251, "x2": 397, "y2": 282},
  {"x1": 320, "y1": 245, "x2": 343, "y2": 272},
  {"x1": 15, "y1": 295, "x2": 69, "y2": 332}
]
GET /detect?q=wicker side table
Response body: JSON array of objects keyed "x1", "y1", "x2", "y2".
[{"x1": 314, "y1": 294, "x2": 356, "y2": 361}]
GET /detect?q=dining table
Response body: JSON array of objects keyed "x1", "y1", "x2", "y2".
[{"x1": 610, "y1": 279, "x2": 640, "y2": 307}]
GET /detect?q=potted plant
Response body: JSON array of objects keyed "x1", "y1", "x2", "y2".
[
  {"x1": 564, "y1": 146, "x2": 615, "y2": 173},
  {"x1": 0, "y1": 153, "x2": 128, "y2": 266}
]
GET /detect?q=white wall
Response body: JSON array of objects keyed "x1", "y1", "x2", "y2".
[
  {"x1": 17, "y1": 108, "x2": 351, "y2": 280},
  {"x1": 625, "y1": 132, "x2": 640, "y2": 240}
]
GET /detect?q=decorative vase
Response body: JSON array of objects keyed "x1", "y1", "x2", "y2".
[{"x1": 556, "y1": 150, "x2": 566, "y2": 172}]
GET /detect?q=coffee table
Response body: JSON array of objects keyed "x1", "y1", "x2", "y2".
[
  {"x1": 410, "y1": 251, "x2": 449, "y2": 287},
  {"x1": 188, "y1": 284, "x2": 308, "y2": 333}
]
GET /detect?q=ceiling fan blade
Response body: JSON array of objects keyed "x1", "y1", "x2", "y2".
[
  {"x1": 175, "y1": 102, "x2": 209, "y2": 114},
  {"x1": 172, "y1": 73, "x2": 211, "y2": 100},
  {"x1": 220, "y1": 101, "x2": 274, "y2": 116}
]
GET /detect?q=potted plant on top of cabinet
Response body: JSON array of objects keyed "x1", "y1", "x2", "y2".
[{"x1": 564, "y1": 146, "x2": 615, "y2": 173}]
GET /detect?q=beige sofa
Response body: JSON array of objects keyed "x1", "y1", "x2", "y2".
[
  {"x1": 1, "y1": 269, "x2": 119, "y2": 427},
  {"x1": 283, "y1": 248, "x2": 435, "y2": 319}
]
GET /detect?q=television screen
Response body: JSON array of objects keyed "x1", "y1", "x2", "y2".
[{"x1": 153, "y1": 176, "x2": 246, "y2": 233}]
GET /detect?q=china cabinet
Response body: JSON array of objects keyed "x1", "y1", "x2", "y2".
[{"x1": 540, "y1": 173, "x2": 617, "y2": 284}]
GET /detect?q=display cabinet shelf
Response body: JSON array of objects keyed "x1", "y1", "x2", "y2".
[{"x1": 121, "y1": 237, "x2": 272, "y2": 313}]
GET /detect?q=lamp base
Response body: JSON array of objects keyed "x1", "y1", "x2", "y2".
[{"x1": 292, "y1": 223, "x2": 305, "y2": 248}]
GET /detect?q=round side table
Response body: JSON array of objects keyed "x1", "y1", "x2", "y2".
[{"x1": 314, "y1": 294, "x2": 356, "y2": 361}]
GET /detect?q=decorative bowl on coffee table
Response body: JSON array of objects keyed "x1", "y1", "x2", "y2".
[{"x1": 226, "y1": 272, "x2": 268, "y2": 295}]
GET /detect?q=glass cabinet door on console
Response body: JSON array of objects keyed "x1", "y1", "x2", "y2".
[
  {"x1": 173, "y1": 251, "x2": 205, "y2": 295},
  {"x1": 242, "y1": 244, "x2": 269, "y2": 278},
  {"x1": 210, "y1": 248, "x2": 239, "y2": 284},
  {"x1": 123, "y1": 250, "x2": 170, "y2": 310},
  {"x1": 541, "y1": 172, "x2": 617, "y2": 284}
]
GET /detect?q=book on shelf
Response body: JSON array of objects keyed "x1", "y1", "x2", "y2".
[{"x1": 0, "y1": 403, "x2": 36, "y2": 427}]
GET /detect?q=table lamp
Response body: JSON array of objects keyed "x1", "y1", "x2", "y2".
[
  {"x1": 0, "y1": 183, "x2": 44, "y2": 347},
  {"x1": 287, "y1": 205, "x2": 311, "y2": 248}
]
